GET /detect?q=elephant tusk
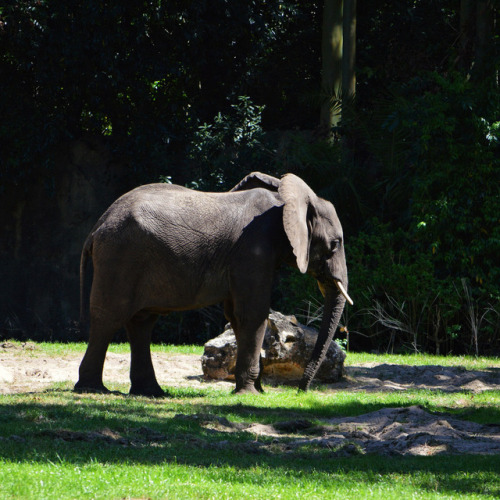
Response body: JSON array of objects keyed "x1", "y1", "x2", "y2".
[
  {"x1": 334, "y1": 280, "x2": 354, "y2": 306},
  {"x1": 318, "y1": 280, "x2": 353, "y2": 306}
]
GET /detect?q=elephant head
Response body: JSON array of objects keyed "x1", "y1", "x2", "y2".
[{"x1": 278, "y1": 174, "x2": 353, "y2": 391}]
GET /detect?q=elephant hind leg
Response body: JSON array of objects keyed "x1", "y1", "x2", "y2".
[
  {"x1": 126, "y1": 312, "x2": 164, "y2": 397},
  {"x1": 75, "y1": 316, "x2": 121, "y2": 393}
]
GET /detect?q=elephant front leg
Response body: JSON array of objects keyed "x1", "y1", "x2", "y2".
[
  {"x1": 226, "y1": 258, "x2": 273, "y2": 394},
  {"x1": 232, "y1": 317, "x2": 267, "y2": 394}
]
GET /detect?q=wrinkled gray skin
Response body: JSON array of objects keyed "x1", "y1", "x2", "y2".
[{"x1": 75, "y1": 172, "x2": 349, "y2": 396}]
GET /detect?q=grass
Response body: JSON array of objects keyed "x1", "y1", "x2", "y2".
[
  {"x1": 0, "y1": 342, "x2": 499, "y2": 499},
  {"x1": 2, "y1": 340, "x2": 202, "y2": 356}
]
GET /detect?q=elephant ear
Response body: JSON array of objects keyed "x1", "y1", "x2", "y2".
[
  {"x1": 230, "y1": 172, "x2": 280, "y2": 192},
  {"x1": 278, "y1": 174, "x2": 316, "y2": 274}
]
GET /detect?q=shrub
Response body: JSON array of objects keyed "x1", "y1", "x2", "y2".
[
  {"x1": 185, "y1": 96, "x2": 273, "y2": 190},
  {"x1": 347, "y1": 217, "x2": 499, "y2": 355}
]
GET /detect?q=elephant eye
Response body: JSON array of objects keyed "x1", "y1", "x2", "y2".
[{"x1": 329, "y1": 239, "x2": 340, "y2": 254}]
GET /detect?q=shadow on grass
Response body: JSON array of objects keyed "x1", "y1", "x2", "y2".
[
  {"x1": 1, "y1": 387, "x2": 500, "y2": 471},
  {"x1": 340, "y1": 364, "x2": 500, "y2": 392}
]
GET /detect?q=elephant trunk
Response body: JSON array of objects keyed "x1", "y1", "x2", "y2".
[{"x1": 299, "y1": 287, "x2": 346, "y2": 391}]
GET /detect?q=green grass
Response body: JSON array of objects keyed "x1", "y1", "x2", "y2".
[
  {"x1": 1, "y1": 387, "x2": 500, "y2": 499},
  {"x1": 2, "y1": 340, "x2": 203, "y2": 356},
  {"x1": 1, "y1": 343, "x2": 499, "y2": 499}
]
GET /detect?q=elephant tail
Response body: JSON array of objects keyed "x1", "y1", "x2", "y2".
[{"x1": 79, "y1": 235, "x2": 93, "y2": 333}]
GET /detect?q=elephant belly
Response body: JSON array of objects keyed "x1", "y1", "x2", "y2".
[{"x1": 140, "y1": 266, "x2": 231, "y2": 313}]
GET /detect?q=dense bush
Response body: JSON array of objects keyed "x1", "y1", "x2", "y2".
[{"x1": 345, "y1": 71, "x2": 500, "y2": 355}]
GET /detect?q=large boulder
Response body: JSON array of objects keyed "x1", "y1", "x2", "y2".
[{"x1": 201, "y1": 310, "x2": 346, "y2": 384}]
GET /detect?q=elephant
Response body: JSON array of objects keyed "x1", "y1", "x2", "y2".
[{"x1": 75, "y1": 172, "x2": 352, "y2": 396}]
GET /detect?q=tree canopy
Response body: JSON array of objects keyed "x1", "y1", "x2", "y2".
[{"x1": 1, "y1": 0, "x2": 499, "y2": 354}]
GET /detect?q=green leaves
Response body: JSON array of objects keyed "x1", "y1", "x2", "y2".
[{"x1": 187, "y1": 96, "x2": 269, "y2": 190}]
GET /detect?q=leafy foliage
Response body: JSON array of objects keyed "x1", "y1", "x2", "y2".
[
  {"x1": 345, "y1": 70, "x2": 500, "y2": 355},
  {"x1": 1, "y1": 1, "x2": 499, "y2": 353},
  {"x1": 0, "y1": 0, "x2": 318, "y2": 186},
  {"x1": 186, "y1": 96, "x2": 271, "y2": 190}
]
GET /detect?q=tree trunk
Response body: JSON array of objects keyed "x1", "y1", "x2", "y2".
[
  {"x1": 320, "y1": 0, "x2": 343, "y2": 132},
  {"x1": 459, "y1": 0, "x2": 475, "y2": 71},
  {"x1": 341, "y1": 0, "x2": 356, "y2": 102},
  {"x1": 458, "y1": 0, "x2": 496, "y2": 81},
  {"x1": 340, "y1": 0, "x2": 356, "y2": 164},
  {"x1": 474, "y1": 0, "x2": 495, "y2": 80}
]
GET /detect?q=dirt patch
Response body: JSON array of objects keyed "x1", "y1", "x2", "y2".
[
  {"x1": 274, "y1": 406, "x2": 500, "y2": 456},
  {"x1": 1, "y1": 342, "x2": 499, "y2": 456},
  {"x1": 2, "y1": 342, "x2": 499, "y2": 395},
  {"x1": 25, "y1": 408, "x2": 500, "y2": 457},
  {"x1": 338, "y1": 362, "x2": 500, "y2": 394},
  {"x1": 0, "y1": 342, "x2": 234, "y2": 394},
  {"x1": 188, "y1": 406, "x2": 500, "y2": 456}
]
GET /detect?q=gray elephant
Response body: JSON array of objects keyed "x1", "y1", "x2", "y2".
[{"x1": 75, "y1": 172, "x2": 352, "y2": 396}]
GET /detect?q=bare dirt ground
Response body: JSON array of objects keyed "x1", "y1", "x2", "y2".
[
  {"x1": 0, "y1": 342, "x2": 233, "y2": 394},
  {"x1": 1, "y1": 342, "x2": 500, "y2": 456}
]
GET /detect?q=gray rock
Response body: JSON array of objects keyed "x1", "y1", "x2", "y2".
[{"x1": 201, "y1": 310, "x2": 346, "y2": 383}]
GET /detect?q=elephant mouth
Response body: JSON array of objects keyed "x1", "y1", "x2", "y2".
[{"x1": 317, "y1": 280, "x2": 354, "y2": 306}]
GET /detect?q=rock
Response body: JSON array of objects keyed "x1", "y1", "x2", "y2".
[{"x1": 201, "y1": 310, "x2": 346, "y2": 383}]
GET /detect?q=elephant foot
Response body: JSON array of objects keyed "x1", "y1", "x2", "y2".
[
  {"x1": 129, "y1": 383, "x2": 165, "y2": 398},
  {"x1": 74, "y1": 381, "x2": 110, "y2": 394},
  {"x1": 254, "y1": 378, "x2": 264, "y2": 393},
  {"x1": 233, "y1": 384, "x2": 264, "y2": 395}
]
